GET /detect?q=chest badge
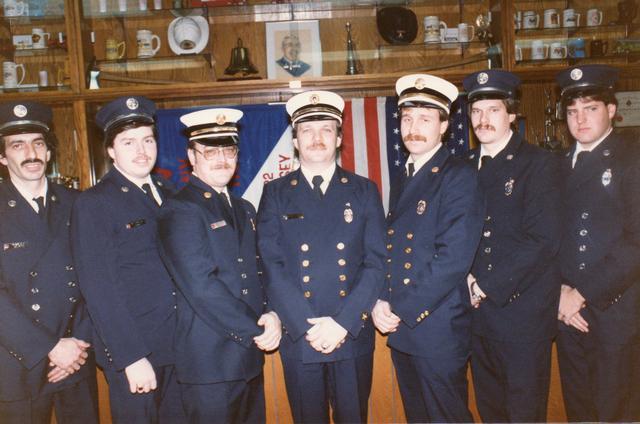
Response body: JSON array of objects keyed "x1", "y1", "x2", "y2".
[
  {"x1": 504, "y1": 178, "x2": 515, "y2": 196},
  {"x1": 416, "y1": 200, "x2": 427, "y2": 215},
  {"x1": 602, "y1": 168, "x2": 612, "y2": 186},
  {"x1": 344, "y1": 207, "x2": 353, "y2": 223},
  {"x1": 250, "y1": 218, "x2": 256, "y2": 231}
]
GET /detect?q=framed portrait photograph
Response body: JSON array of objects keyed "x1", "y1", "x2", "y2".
[{"x1": 266, "y1": 20, "x2": 322, "y2": 79}]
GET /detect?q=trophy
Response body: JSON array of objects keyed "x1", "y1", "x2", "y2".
[{"x1": 345, "y1": 22, "x2": 361, "y2": 75}]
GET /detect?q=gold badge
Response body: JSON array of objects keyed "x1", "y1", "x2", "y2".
[
  {"x1": 344, "y1": 208, "x2": 353, "y2": 223},
  {"x1": 416, "y1": 200, "x2": 426, "y2": 215},
  {"x1": 341, "y1": 177, "x2": 348, "y2": 183},
  {"x1": 121, "y1": 186, "x2": 129, "y2": 193},
  {"x1": 414, "y1": 78, "x2": 426, "y2": 90},
  {"x1": 431, "y1": 166, "x2": 439, "y2": 173},
  {"x1": 290, "y1": 179, "x2": 298, "y2": 186},
  {"x1": 216, "y1": 114, "x2": 226, "y2": 125},
  {"x1": 8, "y1": 200, "x2": 16, "y2": 207},
  {"x1": 204, "y1": 192, "x2": 212, "y2": 199},
  {"x1": 310, "y1": 94, "x2": 320, "y2": 104},
  {"x1": 504, "y1": 178, "x2": 515, "y2": 196}
]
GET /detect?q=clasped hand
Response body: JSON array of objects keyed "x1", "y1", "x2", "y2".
[{"x1": 306, "y1": 316, "x2": 347, "y2": 354}]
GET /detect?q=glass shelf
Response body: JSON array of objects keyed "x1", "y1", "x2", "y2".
[
  {"x1": 0, "y1": 83, "x2": 72, "y2": 94},
  {"x1": 515, "y1": 23, "x2": 629, "y2": 37}
]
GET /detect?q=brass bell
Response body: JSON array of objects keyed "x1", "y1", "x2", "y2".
[{"x1": 224, "y1": 38, "x2": 258, "y2": 76}]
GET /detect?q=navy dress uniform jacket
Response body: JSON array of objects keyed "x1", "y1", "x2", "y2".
[
  {"x1": 71, "y1": 168, "x2": 177, "y2": 371},
  {"x1": 0, "y1": 180, "x2": 93, "y2": 401},
  {"x1": 384, "y1": 146, "x2": 483, "y2": 358},
  {"x1": 466, "y1": 133, "x2": 562, "y2": 341},
  {"x1": 559, "y1": 131, "x2": 640, "y2": 344},
  {"x1": 257, "y1": 167, "x2": 386, "y2": 364},
  {"x1": 157, "y1": 176, "x2": 265, "y2": 384}
]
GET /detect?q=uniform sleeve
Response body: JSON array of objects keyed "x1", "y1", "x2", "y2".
[
  {"x1": 0, "y1": 278, "x2": 58, "y2": 369},
  {"x1": 576, "y1": 157, "x2": 640, "y2": 309},
  {"x1": 71, "y1": 194, "x2": 150, "y2": 371},
  {"x1": 157, "y1": 201, "x2": 261, "y2": 348},
  {"x1": 391, "y1": 167, "x2": 484, "y2": 328},
  {"x1": 333, "y1": 181, "x2": 386, "y2": 337},
  {"x1": 256, "y1": 182, "x2": 317, "y2": 342},
  {"x1": 478, "y1": 155, "x2": 562, "y2": 306}
]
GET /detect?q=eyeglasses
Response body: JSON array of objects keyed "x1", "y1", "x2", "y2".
[{"x1": 193, "y1": 146, "x2": 238, "y2": 160}]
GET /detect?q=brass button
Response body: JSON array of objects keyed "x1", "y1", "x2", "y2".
[
  {"x1": 406, "y1": 233, "x2": 413, "y2": 240},
  {"x1": 484, "y1": 247, "x2": 491, "y2": 254},
  {"x1": 578, "y1": 263, "x2": 586, "y2": 270},
  {"x1": 338, "y1": 259, "x2": 346, "y2": 266},
  {"x1": 361, "y1": 312, "x2": 368, "y2": 320},
  {"x1": 339, "y1": 274, "x2": 347, "y2": 282},
  {"x1": 420, "y1": 312, "x2": 425, "y2": 319},
  {"x1": 31, "y1": 287, "x2": 39, "y2": 294},
  {"x1": 404, "y1": 247, "x2": 412, "y2": 254},
  {"x1": 386, "y1": 244, "x2": 393, "y2": 250},
  {"x1": 242, "y1": 289, "x2": 248, "y2": 295},
  {"x1": 65, "y1": 265, "x2": 74, "y2": 271},
  {"x1": 487, "y1": 264, "x2": 493, "y2": 271},
  {"x1": 483, "y1": 230, "x2": 491, "y2": 238},
  {"x1": 404, "y1": 262, "x2": 412, "y2": 270},
  {"x1": 69, "y1": 297, "x2": 77, "y2": 303},
  {"x1": 386, "y1": 273, "x2": 391, "y2": 279},
  {"x1": 579, "y1": 245, "x2": 586, "y2": 252},
  {"x1": 29, "y1": 271, "x2": 38, "y2": 277},
  {"x1": 579, "y1": 229, "x2": 588, "y2": 237},
  {"x1": 67, "y1": 281, "x2": 76, "y2": 287},
  {"x1": 32, "y1": 304, "x2": 40, "y2": 311},
  {"x1": 304, "y1": 290, "x2": 311, "y2": 298},
  {"x1": 339, "y1": 290, "x2": 347, "y2": 297},
  {"x1": 581, "y1": 212, "x2": 589, "y2": 220},
  {"x1": 424, "y1": 310, "x2": 429, "y2": 316},
  {"x1": 301, "y1": 243, "x2": 309, "y2": 252},
  {"x1": 302, "y1": 275, "x2": 310, "y2": 283},
  {"x1": 302, "y1": 259, "x2": 310, "y2": 267},
  {"x1": 386, "y1": 258, "x2": 392, "y2": 263},
  {"x1": 337, "y1": 242, "x2": 345, "y2": 250},
  {"x1": 387, "y1": 228, "x2": 395, "y2": 236},
  {"x1": 416, "y1": 317, "x2": 422, "y2": 322},
  {"x1": 403, "y1": 278, "x2": 410, "y2": 285},
  {"x1": 241, "y1": 273, "x2": 247, "y2": 279},
  {"x1": 237, "y1": 257, "x2": 243, "y2": 263}
]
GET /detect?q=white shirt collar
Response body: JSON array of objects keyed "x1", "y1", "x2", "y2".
[
  {"x1": 115, "y1": 164, "x2": 162, "y2": 205},
  {"x1": 405, "y1": 143, "x2": 442, "y2": 175},
  {"x1": 11, "y1": 177, "x2": 48, "y2": 213},
  {"x1": 572, "y1": 127, "x2": 613, "y2": 167},
  {"x1": 300, "y1": 162, "x2": 336, "y2": 194}
]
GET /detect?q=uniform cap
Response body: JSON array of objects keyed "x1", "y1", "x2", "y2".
[
  {"x1": 463, "y1": 69, "x2": 521, "y2": 102},
  {"x1": 395, "y1": 74, "x2": 458, "y2": 114},
  {"x1": 0, "y1": 101, "x2": 52, "y2": 136},
  {"x1": 286, "y1": 90, "x2": 345, "y2": 125},
  {"x1": 556, "y1": 64, "x2": 619, "y2": 99},
  {"x1": 95, "y1": 96, "x2": 156, "y2": 135},
  {"x1": 180, "y1": 108, "x2": 243, "y2": 146}
]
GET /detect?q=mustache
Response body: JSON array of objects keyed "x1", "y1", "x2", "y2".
[
  {"x1": 402, "y1": 135, "x2": 428, "y2": 142},
  {"x1": 474, "y1": 124, "x2": 496, "y2": 132},
  {"x1": 210, "y1": 163, "x2": 234, "y2": 170},
  {"x1": 21, "y1": 159, "x2": 44, "y2": 167},
  {"x1": 307, "y1": 142, "x2": 327, "y2": 149}
]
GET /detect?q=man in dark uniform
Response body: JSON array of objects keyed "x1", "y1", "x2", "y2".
[
  {"x1": 371, "y1": 74, "x2": 483, "y2": 422},
  {"x1": 555, "y1": 64, "x2": 640, "y2": 422},
  {"x1": 256, "y1": 90, "x2": 386, "y2": 423},
  {"x1": 275, "y1": 34, "x2": 311, "y2": 77},
  {"x1": 157, "y1": 108, "x2": 281, "y2": 423},
  {"x1": 462, "y1": 69, "x2": 562, "y2": 422},
  {"x1": 0, "y1": 100, "x2": 98, "y2": 423},
  {"x1": 71, "y1": 96, "x2": 183, "y2": 424}
]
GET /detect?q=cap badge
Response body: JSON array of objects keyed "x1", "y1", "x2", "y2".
[
  {"x1": 414, "y1": 78, "x2": 426, "y2": 90},
  {"x1": 126, "y1": 98, "x2": 139, "y2": 110},
  {"x1": 344, "y1": 208, "x2": 353, "y2": 223},
  {"x1": 477, "y1": 72, "x2": 489, "y2": 85},
  {"x1": 416, "y1": 200, "x2": 426, "y2": 215},
  {"x1": 570, "y1": 68, "x2": 583, "y2": 81},
  {"x1": 204, "y1": 192, "x2": 212, "y2": 199},
  {"x1": 13, "y1": 104, "x2": 27, "y2": 118},
  {"x1": 602, "y1": 168, "x2": 612, "y2": 186},
  {"x1": 215, "y1": 114, "x2": 226, "y2": 125},
  {"x1": 504, "y1": 178, "x2": 515, "y2": 196},
  {"x1": 309, "y1": 94, "x2": 320, "y2": 105}
]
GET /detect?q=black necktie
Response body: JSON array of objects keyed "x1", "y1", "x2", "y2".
[
  {"x1": 574, "y1": 151, "x2": 589, "y2": 169},
  {"x1": 407, "y1": 162, "x2": 415, "y2": 178},
  {"x1": 219, "y1": 191, "x2": 235, "y2": 227},
  {"x1": 480, "y1": 155, "x2": 492, "y2": 169},
  {"x1": 312, "y1": 175, "x2": 324, "y2": 199},
  {"x1": 33, "y1": 196, "x2": 46, "y2": 217},
  {"x1": 141, "y1": 183, "x2": 159, "y2": 207}
]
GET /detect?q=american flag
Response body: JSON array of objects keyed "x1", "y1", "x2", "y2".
[{"x1": 154, "y1": 96, "x2": 470, "y2": 212}]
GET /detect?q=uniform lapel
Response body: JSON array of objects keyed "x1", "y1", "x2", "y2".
[
  {"x1": 391, "y1": 145, "x2": 449, "y2": 221},
  {"x1": 567, "y1": 134, "x2": 616, "y2": 193},
  {"x1": 478, "y1": 132, "x2": 521, "y2": 188}
]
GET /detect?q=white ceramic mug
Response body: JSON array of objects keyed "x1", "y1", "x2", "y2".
[
  {"x1": 173, "y1": 16, "x2": 201, "y2": 50},
  {"x1": 3, "y1": 0, "x2": 26, "y2": 16},
  {"x1": 515, "y1": 45, "x2": 523, "y2": 61},
  {"x1": 424, "y1": 16, "x2": 447, "y2": 43},
  {"x1": 543, "y1": 9, "x2": 560, "y2": 28},
  {"x1": 2, "y1": 61, "x2": 26, "y2": 88},
  {"x1": 523, "y1": 11, "x2": 539, "y2": 29},
  {"x1": 138, "y1": 0, "x2": 147, "y2": 11},
  {"x1": 531, "y1": 40, "x2": 549, "y2": 60},
  {"x1": 550, "y1": 42, "x2": 568, "y2": 59},
  {"x1": 458, "y1": 23, "x2": 475, "y2": 42},
  {"x1": 118, "y1": 0, "x2": 127, "y2": 12},
  {"x1": 153, "y1": 0, "x2": 162, "y2": 9},
  {"x1": 587, "y1": 9, "x2": 603, "y2": 26},
  {"x1": 563, "y1": 9, "x2": 581, "y2": 27},
  {"x1": 136, "y1": 29, "x2": 161, "y2": 58},
  {"x1": 32, "y1": 28, "x2": 50, "y2": 49},
  {"x1": 514, "y1": 11, "x2": 522, "y2": 30},
  {"x1": 38, "y1": 70, "x2": 48, "y2": 87}
]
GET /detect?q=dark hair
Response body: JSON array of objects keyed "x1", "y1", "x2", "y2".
[
  {"x1": 104, "y1": 121, "x2": 157, "y2": 149},
  {"x1": 561, "y1": 88, "x2": 618, "y2": 114},
  {"x1": 469, "y1": 96, "x2": 520, "y2": 115},
  {"x1": 399, "y1": 105, "x2": 449, "y2": 122}
]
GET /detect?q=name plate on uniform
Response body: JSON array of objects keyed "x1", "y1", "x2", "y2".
[
  {"x1": 126, "y1": 219, "x2": 146, "y2": 229},
  {"x1": 283, "y1": 213, "x2": 304, "y2": 220},
  {"x1": 210, "y1": 220, "x2": 227, "y2": 230},
  {"x1": 3, "y1": 241, "x2": 27, "y2": 251}
]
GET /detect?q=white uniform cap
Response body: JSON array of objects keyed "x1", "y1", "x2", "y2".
[
  {"x1": 286, "y1": 90, "x2": 345, "y2": 125},
  {"x1": 180, "y1": 108, "x2": 243, "y2": 146},
  {"x1": 395, "y1": 73, "x2": 459, "y2": 114}
]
